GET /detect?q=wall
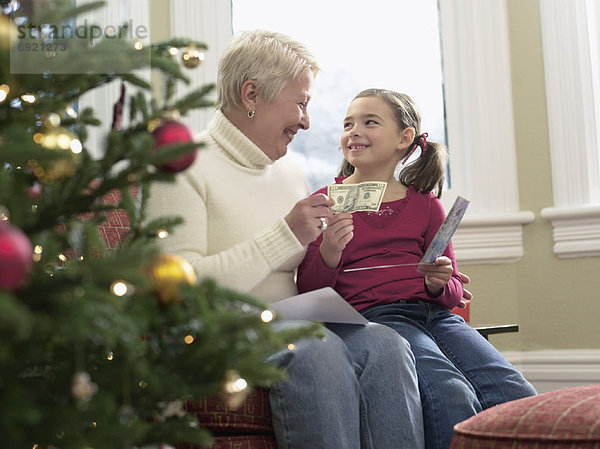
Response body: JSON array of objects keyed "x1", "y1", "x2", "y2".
[{"x1": 464, "y1": 0, "x2": 600, "y2": 355}]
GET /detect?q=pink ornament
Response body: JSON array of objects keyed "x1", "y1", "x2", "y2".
[
  {"x1": 25, "y1": 182, "x2": 42, "y2": 199},
  {"x1": 0, "y1": 220, "x2": 34, "y2": 292},
  {"x1": 152, "y1": 120, "x2": 197, "y2": 173}
]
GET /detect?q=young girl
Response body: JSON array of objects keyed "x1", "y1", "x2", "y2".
[{"x1": 297, "y1": 88, "x2": 536, "y2": 449}]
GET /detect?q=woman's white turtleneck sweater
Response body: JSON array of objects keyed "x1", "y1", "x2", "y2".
[{"x1": 146, "y1": 110, "x2": 309, "y2": 303}]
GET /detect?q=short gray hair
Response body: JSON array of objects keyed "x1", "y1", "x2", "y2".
[{"x1": 216, "y1": 29, "x2": 320, "y2": 113}]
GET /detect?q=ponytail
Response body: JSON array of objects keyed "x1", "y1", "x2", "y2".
[{"x1": 399, "y1": 138, "x2": 447, "y2": 198}]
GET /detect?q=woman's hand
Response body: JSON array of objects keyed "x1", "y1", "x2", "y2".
[
  {"x1": 319, "y1": 213, "x2": 354, "y2": 269},
  {"x1": 420, "y1": 256, "x2": 454, "y2": 296},
  {"x1": 285, "y1": 194, "x2": 334, "y2": 246}
]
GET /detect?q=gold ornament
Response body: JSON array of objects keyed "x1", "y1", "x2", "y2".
[
  {"x1": 181, "y1": 46, "x2": 204, "y2": 69},
  {"x1": 30, "y1": 115, "x2": 82, "y2": 183},
  {"x1": 222, "y1": 369, "x2": 249, "y2": 410},
  {"x1": 0, "y1": 14, "x2": 17, "y2": 51},
  {"x1": 144, "y1": 254, "x2": 197, "y2": 304},
  {"x1": 33, "y1": 126, "x2": 82, "y2": 154}
]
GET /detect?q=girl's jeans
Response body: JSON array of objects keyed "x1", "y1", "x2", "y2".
[
  {"x1": 268, "y1": 321, "x2": 425, "y2": 449},
  {"x1": 362, "y1": 301, "x2": 537, "y2": 449}
]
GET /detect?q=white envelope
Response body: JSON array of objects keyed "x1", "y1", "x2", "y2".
[{"x1": 271, "y1": 287, "x2": 368, "y2": 325}]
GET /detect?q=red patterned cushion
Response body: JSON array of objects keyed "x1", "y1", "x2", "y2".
[
  {"x1": 185, "y1": 387, "x2": 273, "y2": 435},
  {"x1": 178, "y1": 434, "x2": 277, "y2": 449},
  {"x1": 97, "y1": 186, "x2": 138, "y2": 250},
  {"x1": 210, "y1": 435, "x2": 277, "y2": 449},
  {"x1": 450, "y1": 384, "x2": 600, "y2": 448}
]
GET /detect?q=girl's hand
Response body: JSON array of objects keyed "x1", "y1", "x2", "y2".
[
  {"x1": 456, "y1": 271, "x2": 473, "y2": 308},
  {"x1": 420, "y1": 256, "x2": 453, "y2": 296},
  {"x1": 319, "y1": 213, "x2": 354, "y2": 269}
]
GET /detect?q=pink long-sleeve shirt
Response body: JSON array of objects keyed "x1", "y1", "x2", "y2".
[{"x1": 297, "y1": 180, "x2": 464, "y2": 311}]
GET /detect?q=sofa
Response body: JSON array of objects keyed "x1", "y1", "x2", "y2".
[{"x1": 96, "y1": 187, "x2": 477, "y2": 449}]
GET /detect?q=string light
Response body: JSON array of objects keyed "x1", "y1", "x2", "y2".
[
  {"x1": 184, "y1": 334, "x2": 194, "y2": 344},
  {"x1": 287, "y1": 343, "x2": 296, "y2": 351},
  {"x1": 133, "y1": 40, "x2": 143, "y2": 50},
  {"x1": 33, "y1": 245, "x2": 42, "y2": 262},
  {"x1": 156, "y1": 229, "x2": 169, "y2": 239},
  {"x1": 106, "y1": 351, "x2": 114, "y2": 361},
  {"x1": 260, "y1": 309, "x2": 274, "y2": 323},
  {"x1": 0, "y1": 84, "x2": 9, "y2": 103},
  {"x1": 70, "y1": 139, "x2": 83, "y2": 154},
  {"x1": 21, "y1": 94, "x2": 36, "y2": 103},
  {"x1": 111, "y1": 281, "x2": 128, "y2": 296},
  {"x1": 65, "y1": 105, "x2": 77, "y2": 118},
  {"x1": 223, "y1": 373, "x2": 248, "y2": 394},
  {"x1": 168, "y1": 47, "x2": 179, "y2": 55}
]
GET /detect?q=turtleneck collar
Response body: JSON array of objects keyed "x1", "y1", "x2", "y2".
[{"x1": 207, "y1": 110, "x2": 274, "y2": 169}]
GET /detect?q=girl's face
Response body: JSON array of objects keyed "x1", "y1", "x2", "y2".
[
  {"x1": 341, "y1": 96, "x2": 408, "y2": 173},
  {"x1": 251, "y1": 71, "x2": 313, "y2": 161}
]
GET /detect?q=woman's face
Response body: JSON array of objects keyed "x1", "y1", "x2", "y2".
[{"x1": 252, "y1": 71, "x2": 314, "y2": 160}]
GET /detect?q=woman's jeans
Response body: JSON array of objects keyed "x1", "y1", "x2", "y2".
[
  {"x1": 267, "y1": 321, "x2": 424, "y2": 449},
  {"x1": 362, "y1": 301, "x2": 537, "y2": 449}
]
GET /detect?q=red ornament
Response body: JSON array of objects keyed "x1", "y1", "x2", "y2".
[
  {"x1": 0, "y1": 220, "x2": 34, "y2": 292},
  {"x1": 152, "y1": 120, "x2": 197, "y2": 173}
]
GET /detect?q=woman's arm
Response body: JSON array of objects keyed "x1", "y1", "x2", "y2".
[{"x1": 146, "y1": 170, "x2": 302, "y2": 294}]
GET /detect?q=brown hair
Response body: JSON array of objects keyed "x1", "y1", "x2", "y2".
[{"x1": 338, "y1": 88, "x2": 447, "y2": 198}]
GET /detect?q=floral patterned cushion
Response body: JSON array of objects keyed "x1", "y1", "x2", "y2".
[{"x1": 450, "y1": 384, "x2": 600, "y2": 448}]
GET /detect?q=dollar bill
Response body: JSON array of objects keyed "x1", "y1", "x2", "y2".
[{"x1": 327, "y1": 181, "x2": 387, "y2": 213}]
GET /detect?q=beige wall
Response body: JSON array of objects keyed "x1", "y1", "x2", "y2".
[{"x1": 468, "y1": 0, "x2": 600, "y2": 352}]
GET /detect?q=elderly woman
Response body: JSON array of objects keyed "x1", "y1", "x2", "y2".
[{"x1": 147, "y1": 30, "x2": 424, "y2": 448}]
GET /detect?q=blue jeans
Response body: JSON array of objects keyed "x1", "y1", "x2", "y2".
[
  {"x1": 268, "y1": 322, "x2": 424, "y2": 449},
  {"x1": 361, "y1": 301, "x2": 537, "y2": 449}
]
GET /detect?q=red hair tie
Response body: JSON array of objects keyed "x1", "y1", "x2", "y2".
[{"x1": 401, "y1": 132, "x2": 428, "y2": 165}]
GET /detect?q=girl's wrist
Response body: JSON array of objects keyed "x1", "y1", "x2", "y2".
[
  {"x1": 319, "y1": 245, "x2": 342, "y2": 270},
  {"x1": 425, "y1": 279, "x2": 443, "y2": 297}
]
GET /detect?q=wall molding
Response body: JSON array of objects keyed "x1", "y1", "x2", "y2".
[
  {"x1": 503, "y1": 349, "x2": 600, "y2": 394},
  {"x1": 540, "y1": 205, "x2": 600, "y2": 258},
  {"x1": 454, "y1": 211, "x2": 535, "y2": 265}
]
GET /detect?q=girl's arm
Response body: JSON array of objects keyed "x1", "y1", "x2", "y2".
[
  {"x1": 297, "y1": 237, "x2": 339, "y2": 293},
  {"x1": 297, "y1": 212, "x2": 354, "y2": 293}
]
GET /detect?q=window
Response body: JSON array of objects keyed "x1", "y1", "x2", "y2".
[
  {"x1": 232, "y1": 0, "x2": 446, "y2": 192},
  {"x1": 172, "y1": 0, "x2": 533, "y2": 265}
]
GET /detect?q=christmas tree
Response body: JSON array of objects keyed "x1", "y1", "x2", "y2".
[{"x1": 0, "y1": 2, "x2": 318, "y2": 448}]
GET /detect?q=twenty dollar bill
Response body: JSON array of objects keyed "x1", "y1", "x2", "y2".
[{"x1": 327, "y1": 181, "x2": 387, "y2": 213}]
